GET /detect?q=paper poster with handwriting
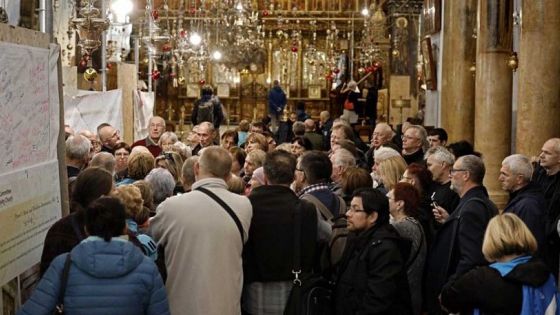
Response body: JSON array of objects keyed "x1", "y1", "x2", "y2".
[
  {"x1": 0, "y1": 160, "x2": 61, "y2": 286},
  {"x1": 0, "y1": 42, "x2": 59, "y2": 174}
]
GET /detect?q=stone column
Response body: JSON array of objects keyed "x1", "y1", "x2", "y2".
[
  {"x1": 515, "y1": 0, "x2": 560, "y2": 157},
  {"x1": 474, "y1": 0, "x2": 513, "y2": 208},
  {"x1": 440, "y1": 0, "x2": 477, "y2": 143}
]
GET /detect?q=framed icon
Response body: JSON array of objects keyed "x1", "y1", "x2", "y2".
[
  {"x1": 421, "y1": 36, "x2": 437, "y2": 90},
  {"x1": 186, "y1": 84, "x2": 200, "y2": 98},
  {"x1": 217, "y1": 83, "x2": 230, "y2": 98},
  {"x1": 308, "y1": 85, "x2": 321, "y2": 99}
]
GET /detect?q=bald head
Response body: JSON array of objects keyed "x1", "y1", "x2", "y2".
[{"x1": 304, "y1": 119, "x2": 316, "y2": 132}]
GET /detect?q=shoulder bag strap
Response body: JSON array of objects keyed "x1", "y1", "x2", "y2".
[
  {"x1": 196, "y1": 186, "x2": 245, "y2": 244},
  {"x1": 290, "y1": 202, "x2": 303, "y2": 314},
  {"x1": 301, "y1": 193, "x2": 333, "y2": 221},
  {"x1": 55, "y1": 254, "x2": 72, "y2": 314},
  {"x1": 336, "y1": 195, "x2": 347, "y2": 216}
]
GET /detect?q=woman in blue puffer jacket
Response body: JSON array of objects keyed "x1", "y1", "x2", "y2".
[{"x1": 18, "y1": 196, "x2": 170, "y2": 315}]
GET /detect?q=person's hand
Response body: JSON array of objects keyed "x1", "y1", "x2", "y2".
[{"x1": 433, "y1": 205, "x2": 449, "y2": 224}]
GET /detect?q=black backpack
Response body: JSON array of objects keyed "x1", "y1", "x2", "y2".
[{"x1": 196, "y1": 97, "x2": 216, "y2": 124}]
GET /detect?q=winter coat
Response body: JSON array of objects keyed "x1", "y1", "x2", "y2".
[
  {"x1": 504, "y1": 182, "x2": 547, "y2": 250},
  {"x1": 334, "y1": 223, "x2": 412, "y2": 315},
  {"x1": 440, "y1": 256, "x2": 552, "y2": 315},
  {"x1": 19, "y1": 237, "x2": 169, "y2": 315}
]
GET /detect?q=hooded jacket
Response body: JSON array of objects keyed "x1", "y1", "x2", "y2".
[
  {"x1": 440, "y1": 257, "x2": 552, "y2": 315},
  {"x1": 19, "y1": 237, "x2": 169, "y2": 315}
]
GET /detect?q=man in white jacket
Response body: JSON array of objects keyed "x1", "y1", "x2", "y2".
[{"x1": 150, "y1": 146, "x2": 253, "y2": 315}]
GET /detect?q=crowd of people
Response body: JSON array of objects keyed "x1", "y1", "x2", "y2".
[{"x1": 18, "y1": 103, "x2": 560, "y2": 314}]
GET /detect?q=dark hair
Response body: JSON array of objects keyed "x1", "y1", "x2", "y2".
[
  {"x1": 393, "y1": 182, "x2": 421, "y2": 218},
  {"x1": 250, "y1": 121, "x2": 266, "y2": 133},
  {"x1": 71, "y1": 167, "x2": 114, "y2": 210},
  {"x1": 353, "y1": 187, "x2": 390, "y2": 225},
  {"x1": 85, "y1": 197, "x2": 127, "y2": 242},
  {"x1": 221, "y1": 130, "x2": 239, "y2": 144},
  {"x1": 342, "y1": 167, "x2": 374, "y2": 196},
  {"x1": 229, "y1": 146, "x2": 246, "y2": 168},
  {"x1": 296, "y1": 101, "x2": 306, "y2": 111},
  {"x1": 428, "y1": 128, "x2": 448, "y2": 142},
  {"x1": 201, "y1": 85, "x2": 213, "y2": 96},
  {"x1": 292, "y1": 136, "x2": 313, "y2": 151},
  {"x1": 300, "y1": 151, "x2": 332, "y2": 184},
  {"x1": 460, "y1": 154, "x2": 486, "y2": 185},
  {"x1": 292, "y1": 121, "x2": 306, "y2": 136},
  {"x1": 263, "y1": 150, "x2": 296, "y2": 185},
  {"x1": 332, "y1": 124, "x2": 354, "y2": 141},
  {"x1": 96, "y1": 122, "x2": 111, "y2": 134},
  {"x1": 447, "y1": 140, "x2": 481, "y2": 159},
  {"x1": 406, "y1": 163, "x2": 433, "y2": 195},
  {"x1": 113, "y1": 142, "x2": 131, "y2": 154}
]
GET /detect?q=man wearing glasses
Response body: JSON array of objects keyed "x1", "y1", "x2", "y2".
[
  {"x1": 97, "y1": 123, "x2": 121, "y2": 154},
  {"x1": 423, "y1": 155, "x2": 497, "y2": 315},
  {"x1": 401, "y1": 125, "x2": 428, "y2": 165}
]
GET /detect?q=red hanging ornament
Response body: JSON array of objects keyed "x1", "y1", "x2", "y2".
[
  {"x1": 199, "y1": 79, "x2": 206, "y2": 85},
  {"x1": 291, "y1": 46, "x2": 298, "y2": 53},
  {"x1": 189, "y1": 7, "x2": 196, "y2": 14},
  {"x1": 79, "y1": 60, "x2": 87, "y2": 68},
  {"x1": 151, "y1": 70, "x2": 161, "y2": 80},
  {"x1": 262, "y1": 10, "x2": 269, "y2": 16},
  {"x1": 162, "y1": 43, "x2": 172, "y2": 52},
  {"x1": 106, "y1": 63, "x2": 113, "y2": 70},
  {"x1": 325, "y1": 74, "x2": 333, "y2": 81},
  {"x1": 333, "y1": 68, "x2": 340, "y2": 74},
  {"x1": 151, "y1": 9, "x2": 159, "y2": 20},
  {"x1": 179, "y1": 30, "x2": 186, "y2": 38}
]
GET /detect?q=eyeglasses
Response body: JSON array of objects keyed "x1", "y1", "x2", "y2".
[{"x1": 450, "y1": 168, "x2": 467, "y2": 174}]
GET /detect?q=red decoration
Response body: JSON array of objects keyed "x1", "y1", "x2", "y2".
[
  {"x1": 151, "y1": 70, "x2": 161, "y2": 80},
  {"x1": 179, "y1": 30, "x2": 186, "y2": 38},
  {"x1": 199, "y1": 79, "x2": 206, "y2": 85},
  {"x1": 162, "y1": 43, "x2": 172, "y2": 52},
  {"x1": 325, "y1": 74, "x2": 333, "y2": 81},
  {"x1": 106, "y1": 63, "x2": 113, "y2": 70},
  {"x1": 190, "y1": 8, "x2": 196, "y2": 14},
  {"x1": 333, "y1": 68, "x2": 340, "y2": 74},
  {"x1": 79, "y1": 60, "x2": 87, "y2": 68},
  {"x1": 262, "y1": 10, "x2": 269, "y2": 16},
  {"x1": 291, "y1": 46, "x2": 298, "y2": 52},
  {"x1": 151, "y1": 9, "x2": 159, "y2": 20}
]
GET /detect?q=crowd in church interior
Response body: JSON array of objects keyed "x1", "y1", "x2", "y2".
[{"x1": 3, "y1": 0, "x2": 560, "y2": 314}]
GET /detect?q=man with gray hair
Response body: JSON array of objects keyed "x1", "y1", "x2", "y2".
[
  {"x1": 499, "y1": 154, "x2": 546, "y2": 249},
  {"x1": 150, "y1": 146, "x2": 252, "y2": 315},
  {"x1": 192, "y1": 121, "x2": 215, "y2": 156},
  {"x1": 65, "y1": 135, "x2": 91, "y2": 178},
  {"x1": 425, "y1": 146, "x2": 460, "y2": 218},
  {"x1": 365, "y1": 123, "x2": 399, "y2": 169},
  {"x1": 401, "y1": 124, "x2": 428, "y2": 165},
  {"x1": 89, "y1": 152, "x2": 116, "y2": 176},
  {"x1": 330, "y1": 148, "x2": 356, "y2": 196},
  {"x1": 424, "y1": 154, "x2": 497, "y2": 315},
  {"x1": 132, "y1": 116, "x2": 166, "y2": 157}
]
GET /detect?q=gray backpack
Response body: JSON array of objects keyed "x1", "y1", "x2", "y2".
[
  {"x1": 196, "y1": 97, "x2": 216, "y2": 124},
  {"x1": 300, "y1": 193, "x2": 347, "y2": 267}
]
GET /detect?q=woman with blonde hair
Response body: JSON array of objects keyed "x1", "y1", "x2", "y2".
[
  {"x1": 158, "y1": 131, "x2": 179, "y2": 151},
  {"x1": 441, "y1": 213, "x2": 557, "y2": 315},
  {"x1": 245, "y1": 132, "x2": 268, "y2": 153},
  {"x1": 155, "y1": 151, "x2": 185, "y2": 194},
  {"x1": 374, "y1": 155, "x2": 407, "y2": 194}
]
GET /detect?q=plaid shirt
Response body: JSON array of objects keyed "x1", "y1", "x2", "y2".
[
  {"x1": 243, "y1": 281, "x2": 292, "y2": 315},
  {"x1": 298, "y1": 183, "x2": 331, "y2": 196}
]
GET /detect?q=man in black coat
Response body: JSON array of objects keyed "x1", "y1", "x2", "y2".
[
  {"x1": 500, "y1": 154, "x2": 546, "y2": 250},
  {"x1": 242, "y1": 150, "x2": 319, "y2": 315},
  {"x1": 334, "y1": 187, "x2": 412, "y2": 315},
  {"x1": 424, "y1": 155, "x2": 497, "y2": 315}
]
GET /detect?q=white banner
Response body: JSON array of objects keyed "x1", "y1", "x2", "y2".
[
  {"x1": 0, "y1": 161, "x2": 62, "y2": 286},
  {"x1": 64, "y1": 89, "x2": 123, "y2": 135},
  {"x1": 133, "y1": 90, "x2": 155, "y2": 141}
]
